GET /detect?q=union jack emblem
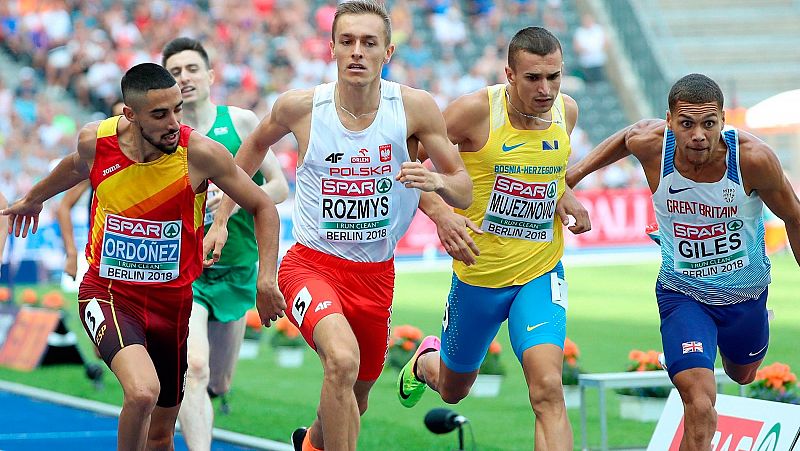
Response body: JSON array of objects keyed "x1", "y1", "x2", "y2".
[{"x1": 682, "y1": 341, "x2": 703, "y2": 354}]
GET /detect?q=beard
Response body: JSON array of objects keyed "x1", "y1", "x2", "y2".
[{"x1": 142, "y1": 128, "x2": 180, "y2": 154}]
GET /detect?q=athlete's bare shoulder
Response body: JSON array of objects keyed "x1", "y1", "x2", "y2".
[
  {"x1": 625, "y1": 119, "x2": 667, "y2": 158},
  {"x1": 398, "y1": 84, "x2": 448, "y2": 140},
  {"x1": 227, "y1": 106, "x2": 260, "y2": 136},
  {"x1": 77, "y1": 121, "x2": 102, "y2": 156},
  {"x1": 271, "y1": 88, "x2": 314, "y2": 128},
  {"x1": 561, "y1": 93, "x2": 578, "y2": 134},
  {"x1": 736, "y1": 129, "x2": 781, "y2": 189},
  {"x1": 399, "y1": 84, "x2": 440, "y2": 117},
  {"x1": 443, "y1": 88, "x2": 490, "y2": 148}
]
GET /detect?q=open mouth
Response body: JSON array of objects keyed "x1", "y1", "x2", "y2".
[
  {"x1": 163, "y1": 131, "x2": 179, "y2": 143},
  {"x1": 181, "y1": 86, "x2": 195, "y2": 95},
  {"x1": 347, "y1": 63, "x2": 366, "y2": 71}
]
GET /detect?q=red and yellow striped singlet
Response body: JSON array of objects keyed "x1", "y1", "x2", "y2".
[{"x1": 84, "y1": 116, "x2": 205, "y2": 288}]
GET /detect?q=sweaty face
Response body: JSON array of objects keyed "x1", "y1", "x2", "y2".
[
  {"x1": 507, "y1": 50, "x2": 563, "y2": 114},
  {"x1": 165, "y1": 50, "x2": 212, "y2": 104},
  {"x1": 331, "y1": 13, "x2": 394, "y2": 86},
  {"x1": 667, "y1": 101, "x2": 724, "y2": 166},
  {"x1": 128, "y1": 85, "x2": 183, "y2": 154}
]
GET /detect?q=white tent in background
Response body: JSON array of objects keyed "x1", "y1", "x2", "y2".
[{"x1": 745, "y1": 89, "x2": 800, "y2": 129}]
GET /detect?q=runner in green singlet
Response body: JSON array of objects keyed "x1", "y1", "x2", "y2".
[{"x1": 162, "y1": 37, "x2": 289, "y2": 451}]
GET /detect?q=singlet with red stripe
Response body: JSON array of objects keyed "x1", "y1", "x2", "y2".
[{"x1": 84, "y1": 116, "x2": 205, "y2": 287}]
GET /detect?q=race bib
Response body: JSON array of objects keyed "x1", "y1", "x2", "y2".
[
  {"x1": 203, "y1": 182, "x2": 221, "y2": 226},
  {"x1": 672, "y1": 220, "x2": 750, "y2": 277},
  {"x1": 318, "y1": 176, "x2": 392, "y2": 243},
  {"x1": 481, "y1": 175, "x2": 557, "y2": 242},
  {"x1": 99, "y1": 214, "x2": 182, "y2": 283}
]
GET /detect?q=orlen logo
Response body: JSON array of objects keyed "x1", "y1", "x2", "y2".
[
  {"x1": 674, "y1": 222, "x2": 726, "y2": 240},
  {"x1": 106, "y1": 215, "x2": 162, "y2": 238},
  {"x1": 669, "y1": 416, "x2": 781, "y2": 451},
  {"x1": 493, "y1": 175, "x2": 548, "y2": 199},
  {"x1": 352, "y1": 148, "x2": 370, "y2": 163},
  {"x1": 321, "y1": 178, "x2": 375, "y2": 196}
]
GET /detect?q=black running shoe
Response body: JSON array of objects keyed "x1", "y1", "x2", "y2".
[{"x1": 291, "y1": 427, "x2": 308, "y2": 451}]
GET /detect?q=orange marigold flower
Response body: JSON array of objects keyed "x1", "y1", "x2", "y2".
[
  {"x1": 245, "y1": 310, "x2": 262, "y2": 329},
  {"x1": 563, "y1": 337, "x2": 579, "y2": 359},
  {"x1": 629, "y1": 350, "x2": 644, "y2": 362},
  {"x1": 488, "y1": 340, "x2": 502, "y2": 355},
  {"x1": 402, "y1": 340, "x2": 415, "y2": 351}
]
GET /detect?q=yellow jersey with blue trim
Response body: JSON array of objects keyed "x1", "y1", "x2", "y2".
[{"x1": 453, "y1": 84, "x2": 571, "y2": 288}]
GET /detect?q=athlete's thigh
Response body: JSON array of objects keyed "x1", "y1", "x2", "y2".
[
  {"x1": 657, "y1": 283, "x2": 717, "y2": 379},
  {"x1": 440, "y1": 273, "x2": 515, "y2": 373},
  {"x1": 339, "y1": 268, "x2": 394, "y2": 381},
  {"x1": 278, "y1": 254, "x2": 344, "y2": 349},
  {"x1": 716, "y1": 288, "x2": 769, "y2": 366},
  {"x1": 207, "y1": 316, "x2": 247, "y2": 395},
  {"x1": 508, "y1": 263, "x2": 567, "y2": 362},
  {"x1": 186, "y1": 301, "x2": 210, "y2": 365},
  {"x1": 77, "y1": 296, "x2": 145, "y2": 368},
  {"x1": 145, "y1": 285, "x2": 193, "y2": 408}
]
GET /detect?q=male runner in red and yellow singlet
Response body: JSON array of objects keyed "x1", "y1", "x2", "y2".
[{"x1": 2, "y1": 63, "x2": 283, "y2": 451}]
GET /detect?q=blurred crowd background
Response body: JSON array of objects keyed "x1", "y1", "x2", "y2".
[
  {"x1": 2, "y1": 0, "x2": 799, "y2": 213},
  {"x1": 0, "y1": 0, "x2": 654, "y2": 205}
]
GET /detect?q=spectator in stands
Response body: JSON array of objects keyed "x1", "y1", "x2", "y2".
[{"x1": 572, "y1": 14, "x2": 607, "y2": 84}]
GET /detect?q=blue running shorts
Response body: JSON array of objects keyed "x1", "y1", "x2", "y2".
[
  {"x1": 440, "y1": 262, "x2": 567, "y2": 373},
  {"x1": 657, "y1": 282, "x2": 769, "y2": 379}
]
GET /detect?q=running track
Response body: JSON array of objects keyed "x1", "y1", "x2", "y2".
[{"x1": 0, "y1": 381, "x2": 292, "y2": 451}]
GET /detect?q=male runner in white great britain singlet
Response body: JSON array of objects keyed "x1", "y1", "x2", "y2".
[{"x1": 567, "y1": 73, "x2": 800, "y2": 450}]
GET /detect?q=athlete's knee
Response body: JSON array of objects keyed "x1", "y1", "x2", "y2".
[
  {"x1": 722, "y1": 359, "x2": 760, "y2": 385},
  {"x1": 529, "y1": 371, "x2": 566, "y2": 413},
  {"x1": 677, "y1": 384, "x2": 716, "y2": 423},
  {"x1": 146, "y1": 433, "x2": 174, "y2": 451},
  {"x1": 321, "y1": 346, "x2": 360, "y2": 386},
  {"x1": 146, "y1": 428, "x2": 176, "y2": 451},
  {"x1": 123, "y1": 380, "x2": 160, "y2": 413},
  {"x1": 438, "y1": 383, "x2": 470, "y2": 404},
  {"x1": 186, "y1": 352, "x2": 210, "y2": 384}
]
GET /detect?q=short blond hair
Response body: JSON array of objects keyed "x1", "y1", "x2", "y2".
[{"x1": 332, "y1": 0, "x2": 391, "y2": 46}]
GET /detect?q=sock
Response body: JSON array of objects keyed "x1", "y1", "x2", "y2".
[{"x1": 302, "y1": 427, "x2": 323, "y2": 451}]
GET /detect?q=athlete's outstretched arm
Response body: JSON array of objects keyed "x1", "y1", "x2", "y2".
[
  {"x1": 400, "y1": 87, "x2": 472, "y2": 209},
  {"x1": 0, "y1": 192, "x2": 7, "y2": 276},
  {"x1": 1, "y1": 123, "x2": 95, "y2": 237},
  {"x1": 566, "y1": 124, "x2": 634, "y2": 189},
  {"x1": 741, "y1": 138, "x2": 800, "y2": 266},
  {"x1": 567, "y1": 119, "x2": 665, "y2": 190},
  {"x1": 56, "y1": 180, "x2": 90, "y2": 280},
  {"x1": 190, "y1": 134, "x2": 286, "y2": 326},
  {"x1": 211, "y1": 91, "x2": 299, "y2": 225},
  {"x1": 230, "y1": 107, "x2": 290, "y2": 204}
]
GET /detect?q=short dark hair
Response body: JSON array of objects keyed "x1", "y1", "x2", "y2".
[
  {"x1": 508, "y1": 27, "x2": 562, "y2": 69},
  {"x1": 332, "y1": 0, "x2": 391, "y2": 46},
  {"x1": 162, "y1": 37, "x2": 211, "y2": 69},
  {"x1": 121, "y1": 63, "x2": 177, "y2": 107},
  {"x1": 668, "y1": 73, "x2": 724, "y2": 111}
]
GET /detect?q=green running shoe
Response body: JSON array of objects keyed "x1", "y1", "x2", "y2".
[{"x1": 397, "y1": 335, "x2": 440, "y2": 408}]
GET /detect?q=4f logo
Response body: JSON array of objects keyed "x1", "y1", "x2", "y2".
[
  {"x1": 325, "y1": 153, "x2": 344, "y2": 164},
  {"x1": 379, "y1": 144, "x2": 392, "y2": 162}
]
